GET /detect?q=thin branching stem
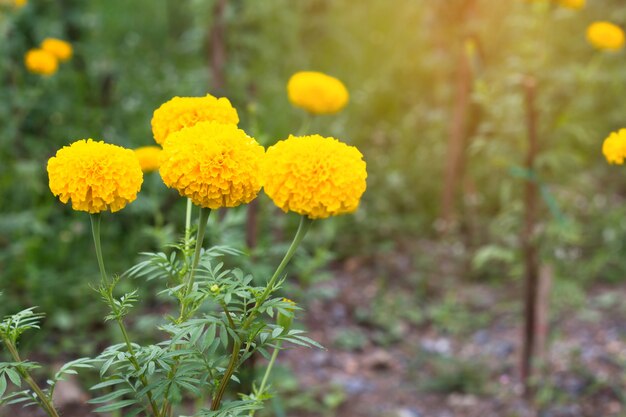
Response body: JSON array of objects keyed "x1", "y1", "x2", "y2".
[
  {"x1": 1, "y1": 336, "x2": 61, "y2": 417},
  {"x1": 90, "y1": 214, "x2": 162, "y2": 417},
  {"x1": 179, "y1": 207, "x2": 211, "y2": 321},
  {"x1": 211, "y1": 216, "x2": 312, "y2": 410}
]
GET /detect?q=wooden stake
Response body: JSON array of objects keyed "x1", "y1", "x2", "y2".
[
  {"x1": 209, "y1": 0, "x2": 227, "y2": 93},
  {"x1": 534, "y1": 264, "x2": 553, "y2": 362},
  {"x1": 520, "y1": 76, "x2": 540, "y2": 397},
  {"x1": 440, "y1": 46, "x2": 473, "y2": 232}
]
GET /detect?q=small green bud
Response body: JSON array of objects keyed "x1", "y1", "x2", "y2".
[
  {"x1": 210, "y1": 284, "x2": 220, "y2": 293},
  {"x1": 277, "y1": 298, "x2": 296, "y2": 331}
]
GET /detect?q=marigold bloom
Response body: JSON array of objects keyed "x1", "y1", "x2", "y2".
[
  {"x1": 14, "y1": 0, "x2": 27, "y2": 7},
  {"x1": 602, "y1": 129, "x2": 626, "y2": 165},
  {"x1": 48, "y1": 139, "x2": 143, "y2": 213},
  {"x1": 587, "y1": 22, "x2": 625, "y2": 51},
  {"x1": 159, "y1": 121, "x2": 264, "y2": 209},
  {"x1": 557, "y1": 0, "x2": 584, "y2": 9},
  {"x1": 151, "y1": 95, "x2": 239, "y2": 145},
  {"x1": 263, "y1": 135, "x2": 367, "y2": 219},
  {"x1": 287, "y1": 71, "x2": 349, "y2": 115},
  {"x1": 134, "y1": 146, "x2": 162, "y2": 173},
  {"x1": 41, "y1": 38, "x2": 73, "y2": 62},
  {"x1": 24, "y1": 48, "x2": 58, "y2": 76}
]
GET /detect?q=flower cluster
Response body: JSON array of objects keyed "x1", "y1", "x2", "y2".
[
  {"x1": 151, "y1": 95, "x2": 239, "y2": 145},
  {"x1": 159, "y1": 122, "x2": 265, "y2": 209},
  {"x1": 287, "y1": 71, "x2": 349, "y2": 115},
  {"x1": 47, "y1": 139, "x2": 143, "y2": 213},
  {"x1": 602, "y1": 129, "x2": 626, "y2": 165},
  {"x1": 587, "y1": 22, "x2": 625, "y2": 51},
  {"x1": 24, "y1": 38, "x2": 73, "y2": 76},
  {"x1": 50, "y1": 76, "x2": 367, "y2": 220},
  {"x1": 134, "y1": 146, "x2": 162, "y2": 173},
  {"x1": 263, "y1": 135, "x2": 367, "y2": 219}
]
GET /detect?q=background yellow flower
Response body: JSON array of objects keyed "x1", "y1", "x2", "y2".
[
  {"x1": 134, "y1": 146, "x2": 162, "y2": 173},
  {"x1": 263, "y1": 135, "x2": 367, "y2": 219},
  {"x1": 151, "y1": 95, "x2": 239, "y2": 145},
  {"x1": 47, "y1": 139, "x2": 143, "y2": 213},
  {"x1": 602, "y1": 129, "x2": 626, "y2": 165},
  {"x1": 287, "y1": 71, "x2": 349, "y2": 115},
  {"x1": 557, "y1": 0, "x2": 584, "y2": 9},
  {"x1": 41, "y1": 38, "x2": 73, "y2": 62},
  {"x1": 587, "y1": 21, "x2": 625, "y2": 51},
  {"x1": 24, "y1": 48, "x2": 58, "y2": 76},
  {"x1": 159, "y1": 121, "x2": 264, "y2": 208}
]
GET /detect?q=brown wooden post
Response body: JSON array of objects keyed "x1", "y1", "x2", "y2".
[
  {"x1": 520, "y1": 76, "x2": 540, "y2": 397},
  {"x1": 439, "y1": 46, "x2": 473, "y2": 232},
  {"x1": 534, "y1": 264, "x2": 553, "y2": 362},
  {"x1": 209, "y1": 0, "x2": 227, "y2": 94}
]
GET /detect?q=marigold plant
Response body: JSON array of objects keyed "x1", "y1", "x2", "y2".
[
  {"x1": 586, "y1": 21, "x2": 625, "y2": 51},
  {"x1": 287, "y1": 71, "x2": 349, "y2": 115},
  {"x1": 159, "y1": 121, "x2": 264, "y2": 208},
  {"x1": 602, "y1": 129, "x2": 626, "y2": 165},
  {"x1": 41, "y1": 38, "x2": 73, "y2": 61},
  {"x1": 134, "y1": 146, "x2": 162, "y2": 172},
  {"x1": 151, "y1": 94, "x2": 240, "y2": 145},
  {"x1": 24, "y1": 48, "x2": 58, "y2": 76},
  {"x1": 263, "y1": 134, "x2": 367, "y2": 219},
  {"x1": 47, "y1": 139, "x2": 143, "y2": 213}
]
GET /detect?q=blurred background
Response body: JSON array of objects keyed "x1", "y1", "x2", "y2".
[{"x1": 1, "y1": 0, "x2": 626, "y2": 416}]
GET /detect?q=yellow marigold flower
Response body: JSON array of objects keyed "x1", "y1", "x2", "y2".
[
  {"x1": 41, "y1": 38, "x2": 73, "y2": 62},
  {"x1": 557, "y1": 0, "x2": 584, "y2": 9},
  {"x1": 134, "y1": 146, "x2": 162, "y2": 173},
  {"x1": 14, "y1": 0, "x2": 27, "y2": 8},
  {"x1": 47, "y1": 139, "x2": 143, "y2": 213},
  {"x1": 24, "y1": 48, "x2": 58, "y2": 76},
  {"x1": 159, "y1": 121, "x2": 264, "y2": 209},
  {"x1": 587, "y1": 22, "x2": 625, "y2": 51},
  {"x1": 287, "y1": 71, "x2": 349, "y2": 115},
  {"x1": 151, "y1": 95, "x2": 239, "y2": 145},
  {"x1": 263, "y1": 135, "x2": 367, "y2": 219},
  {"x1": 602, "y1": 129, "x2": 626, "y2": 165}
]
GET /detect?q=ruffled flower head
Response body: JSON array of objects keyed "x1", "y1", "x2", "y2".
[
  {"x1": 287, "y1": 71, "x2": 349, "y2": 115},
  {"x1": 263, "y1": 135, "x2": 367, "y2": 219},
  {"x1": 159, "y1": 121, "x2": 264, "y2": 208},
  {"x1": 151, "y1": 95, "x2": 239, "y2": 145},
  {"x1": 48, "y1": 139, "x2": 143, "y2": 213}
]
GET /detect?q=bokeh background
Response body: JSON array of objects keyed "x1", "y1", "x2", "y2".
[{"x1": 2, "y1": 0, "x2": 626, "y2": 416}]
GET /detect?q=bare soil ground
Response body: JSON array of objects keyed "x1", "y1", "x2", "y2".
[{"x1": 7, "y1": 257, "x2": 626, "y2": 417}]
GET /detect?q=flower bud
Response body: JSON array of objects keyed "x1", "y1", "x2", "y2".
[{"x1": 276, "y1": 298, "x2": 296, "y2": 331}]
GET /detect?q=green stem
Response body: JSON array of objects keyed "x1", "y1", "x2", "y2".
[
  {"x1": 89, "y1": 214, "x2": 161, "y2": 417},
  {"x1": 161, "y1": 207, "x2": 210, "y2": 416},
  {"x1": 211, "y1": 216, "x2": 312, "y2": 410},
  {"x1": 243, "y1": 216, "x2": 312, "y2": 329},
  {"x1": 1, "y1": 337, "x2": 60, "y2": 417},
  {"x1": 184, "y1": 198, "x2": 193, "y2": 252},
  {"x1": 210, "y1": 339, "x2": 241, "y2": 410},
  {"x1": 256, "y1": 341, "x2": 281, "y2": 403},
  {"x1": 90, "y1": 213, "x2": 107, "y2": 282},
  {"x1": 179, "y1": 207, "x2": 211, "y2": 321}
]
